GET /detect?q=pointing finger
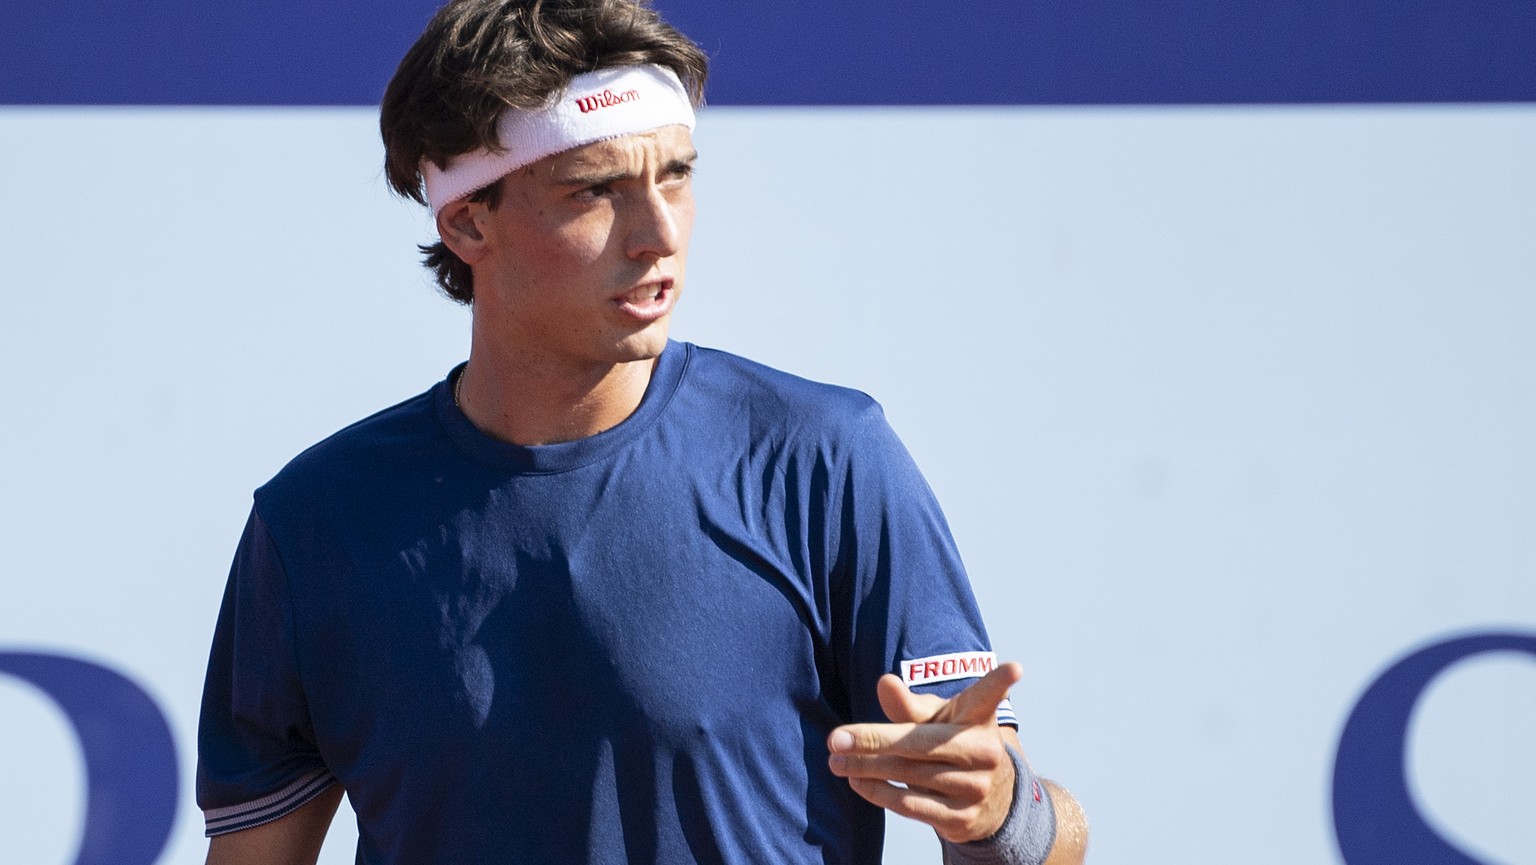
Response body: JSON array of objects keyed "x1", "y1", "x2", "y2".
[
  {"x1": 828, "y1": 722, "x2": 921, "y2": 757},
  {"x1": 931, "y1": 661, "x2": 1022, "y2": 727},
  {"x1": 828, "y1": 720, "x2": 1003, "y2": 763}
]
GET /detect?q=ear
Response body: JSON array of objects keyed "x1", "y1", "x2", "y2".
[{"x1": 435, "y1": 199, "x2": 492, "y2": 266}]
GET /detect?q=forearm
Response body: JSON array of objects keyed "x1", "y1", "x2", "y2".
[
  {"x1": 939, "y1": 756, "x2": 1087, "y2": 865},
  {"x1": 1040, "y1": 780, "x2": 1088, "y2": 865}
]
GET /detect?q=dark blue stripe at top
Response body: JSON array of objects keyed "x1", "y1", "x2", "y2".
[{"x1": 3, "y1": 0, "x2": 1534, "y2": 106}]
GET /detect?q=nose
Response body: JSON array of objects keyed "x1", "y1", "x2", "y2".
[{"x1": 625, "y1": 184, "x2": 688, "y2": 261}]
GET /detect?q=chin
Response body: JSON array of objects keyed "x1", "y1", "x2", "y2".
[{"x1": 611, "y1": 322, "x2": 672, "y2": 362}]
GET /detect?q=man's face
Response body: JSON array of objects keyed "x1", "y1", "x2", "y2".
[{"x1": 466, "y1": 125, "x2": 696, "y2": 371}]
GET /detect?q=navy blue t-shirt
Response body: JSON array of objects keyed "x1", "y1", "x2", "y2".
[{"x1": 198, "y1": 342, "x2": 1012, "y2": 864}]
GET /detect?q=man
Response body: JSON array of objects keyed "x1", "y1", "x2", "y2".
[{"x1": 197, "y1": 1, "x2": 1088, "y2": 862}]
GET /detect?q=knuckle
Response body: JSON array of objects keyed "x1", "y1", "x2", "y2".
[
  {"x1": 963, "y1": 735, "x2": 1006, "y2": 768},
  {"x1": 951, "y1": 773, "x2": 991, "y2": 803},
  {"x1": 853, "y1": 728, "x2": 887, "y2": 752},
  {"x1": 979, "y1": 748, "x2": 1007, "y2": 772}
]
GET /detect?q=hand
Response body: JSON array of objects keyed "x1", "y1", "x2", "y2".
[{"x1": 827, "y1": 661, "x2": 1023, "y2": 843}]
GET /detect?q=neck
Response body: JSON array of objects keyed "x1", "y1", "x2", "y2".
[{"x1": 455, "y1": 346, "x2": 658, "y2": 447}]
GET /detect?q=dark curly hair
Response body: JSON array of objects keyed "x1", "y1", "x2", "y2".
[{"x1": 380, "y1": 0, "x2": 708, "y2": 304}]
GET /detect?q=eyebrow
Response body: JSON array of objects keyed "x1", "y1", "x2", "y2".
[{"x1": 552, "y1": 150, "x2": 699, "y2": 188}]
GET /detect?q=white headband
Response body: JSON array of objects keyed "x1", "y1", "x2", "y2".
[{"x1": 422, "y1": 64, "x2": 696, "y2": 217}]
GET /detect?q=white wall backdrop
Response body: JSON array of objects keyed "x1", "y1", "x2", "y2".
[{"x1": 1, "y1": 104, "x2": 1533, "y2": 864}]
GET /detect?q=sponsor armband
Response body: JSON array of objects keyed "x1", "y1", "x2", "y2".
[{"x1": 901, "y1": 651, "x2": 1018, "y2": 727}]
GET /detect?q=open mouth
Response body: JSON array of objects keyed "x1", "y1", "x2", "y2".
[
  {"x1": 618, "y1": 281, "x2": 668, "y2": 303},
  {"x1": 612, "y1": 278, "x2": 675, "y2": 321}
]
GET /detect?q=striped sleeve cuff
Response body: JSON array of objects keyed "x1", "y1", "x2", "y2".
[
  {"x1": 996, "y1": 697, "x2": 1019, "y2": 728},
  {"x1": 203, "y1": 767, "x2": 339, "y2": 836}
]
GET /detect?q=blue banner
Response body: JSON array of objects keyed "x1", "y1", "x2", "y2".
[{"x1": 4, "y1": 0, "x2": 1534, "y2": 105}]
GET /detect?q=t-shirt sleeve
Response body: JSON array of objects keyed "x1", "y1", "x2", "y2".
[
  {"x1": 834, "y1": 403, "x2": 1018, "y2": 728},
  {"x1": 196, "y1": 507, "x2": 338, "y2": 837}
]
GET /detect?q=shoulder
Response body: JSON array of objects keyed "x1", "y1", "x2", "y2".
[
  {"x1": 254, "y1": 380, "x2": 444, "y2": 516},
  {"x1": 679, "y1": 344, "x2": 888, "y2": 439}
]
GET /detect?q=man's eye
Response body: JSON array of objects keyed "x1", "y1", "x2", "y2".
[{"x1": 577, "y1": 183, "x2": 613, "y2": 199}]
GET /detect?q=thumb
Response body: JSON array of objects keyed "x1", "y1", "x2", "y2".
[
  {"x1": 933, "y1": 661, "x2": 1022, "y2": 727},
  {"x1": 876, "y1": 673, "x2": 947, "y2": 724}
]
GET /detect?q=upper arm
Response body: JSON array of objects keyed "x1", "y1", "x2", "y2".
[
  {"x1": 833, "y1": 405, "x2": 995, "y2": 720},
  {"x1": 199, "y1": 509, "x2": 336, "y2": 835},
  {"x1": 205, "y1": 783, "x2": 343, "y2": 865}
]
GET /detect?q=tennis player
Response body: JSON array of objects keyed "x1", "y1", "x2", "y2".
[{"x1": 196, "y1": 1, "x2": 1087, "y2": 863}]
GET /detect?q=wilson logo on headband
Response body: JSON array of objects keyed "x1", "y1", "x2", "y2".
[
  {"x1": 421, "y1": 64, "x2": 695, "y2": 216},
  {"x1": 574, "y1": 88, "x2": 642, "y2": 113}
]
